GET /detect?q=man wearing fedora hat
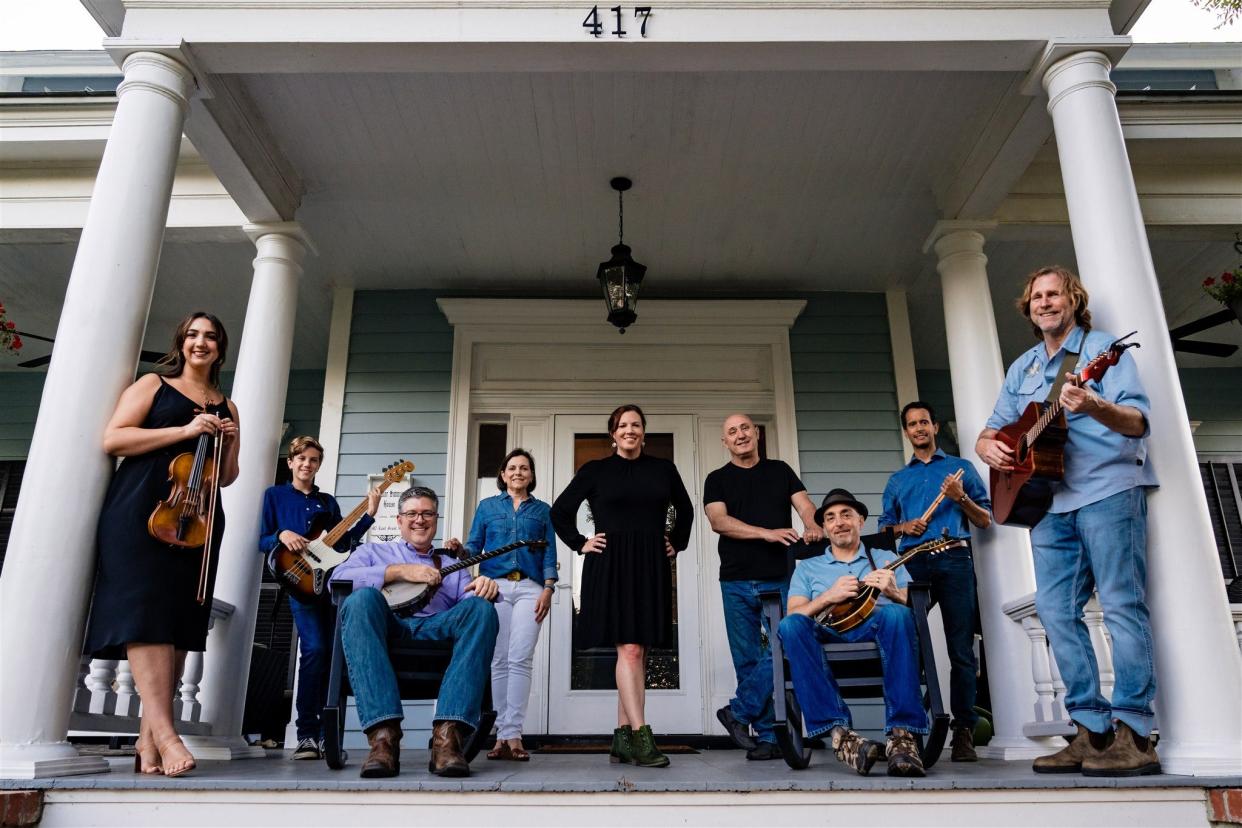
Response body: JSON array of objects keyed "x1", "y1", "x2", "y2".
[{"x1": 778, "y1": 488, "x2": 928, "y2": 777}]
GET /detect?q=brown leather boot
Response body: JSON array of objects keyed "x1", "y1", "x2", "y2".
[
  {"x1": 1032, "y1": 723, "x2": 1112, "y2": 774},
  {"x1": 429, "y1": 721, "x2": 470, "y2": 777},
  {"x1": 1081, "y1": 721, "x2": 1160, "y2": 777},
  {"x1": 950, "y1": 726, "x2": 978, "y2": 762},
  {"x1": 360, "y1": 722, "x2": 402, "y2": 778}
]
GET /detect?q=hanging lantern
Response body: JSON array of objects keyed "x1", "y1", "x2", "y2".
[{"x1": 596, "y1": 177, "x2": 646, "y2": 334}]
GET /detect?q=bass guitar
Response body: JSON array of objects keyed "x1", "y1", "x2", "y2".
[
  {"x1": 990, "y1": 332, "x2": 1140, "y2": 527},
  {"x1": 267, "y1": 460, "x2": 415, "y2": 601},
  {"x1": 382, "y1": 539, "x2": 548, "y2": 618},
  {"x1": 815, "y1": 534, "x2": 967, "y2": 633}
]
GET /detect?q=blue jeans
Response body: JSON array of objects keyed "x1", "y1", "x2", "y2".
[
  {"x1": 1031, "y1": 487, "x2": 1156, "y2": 737},
  {"x1": 288, "y1": 595, "x2": 335, "y2": 740},
  {"x1": 720, "y1": 578, "x2": 789, "y2": 744},
  {"x1": 339, "y1": 588, "x2": 499, "y2": 732},
  {"x1": 907, "y1": 546, "x2": 978, "y2": 729},
  {"x1": 778, "y1": 606, "x2": 928, "y2": 737}
]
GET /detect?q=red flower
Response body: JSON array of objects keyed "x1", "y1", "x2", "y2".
[
  {"x1": 1224, "y1": 273, "x2": 1236, "y2": 285},
  {"x1": 3, "y1": 320, "x2": 13, "y2": 330},
  {"x1": 11, "y1": 337, "x2": 21, "y2": 350},
  {"x1": 1204, "y1": 277, "x2": 1216, "y2": 287}
]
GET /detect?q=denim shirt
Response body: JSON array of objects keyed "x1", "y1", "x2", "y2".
[
  {"x1": 789, "y1": 545, "x2": 909, "y2": 607},
  {"x1": 465, "y1": 492, "x2": 558, "y2": 584},
  {"x1": 880, "y1": 449, "x2": 990, "y2": 550},
  {"x1": 985, "y1": 326, "x2": 1158, "y2": 513}
]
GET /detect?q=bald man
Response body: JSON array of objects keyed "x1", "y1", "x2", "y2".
[{"x1": 704, "y1": 413, "x2": 820, "y2": 759}]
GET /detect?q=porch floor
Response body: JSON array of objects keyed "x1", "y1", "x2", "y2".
[{"x1": 6, "y1": 747, "x2": 1239, "y2": 793}]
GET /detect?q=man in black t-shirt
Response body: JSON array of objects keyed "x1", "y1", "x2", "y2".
[{"x1": 704, "y1": 413, "x2": 821, "y2": 760}]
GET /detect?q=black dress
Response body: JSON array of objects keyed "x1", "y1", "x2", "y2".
[
  {"x1": 550, "y1": 453, "x2": 693, "y2": 648},
  {"x1": 84, "y1": 377, "x2": 229, "y2": 658}
]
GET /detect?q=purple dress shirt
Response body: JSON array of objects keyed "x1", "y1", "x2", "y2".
[{"x1": 330, "y1": 539, "x2": 470, "y2": 618}]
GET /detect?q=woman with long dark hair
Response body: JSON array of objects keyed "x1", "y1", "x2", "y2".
[
  {"x1": 84, "y1": 311, "x2": 241, "y2": 777},
  {"x1": 465, "y1": 448, "x2": 558, "y2": 761},
  {"x1": 550, "y1": 405, "x2": 693, "y2": 767}
]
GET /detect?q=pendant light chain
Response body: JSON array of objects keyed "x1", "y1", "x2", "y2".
[{"x1": 618, "y1": 188, "x2": 624, "y2": 246}]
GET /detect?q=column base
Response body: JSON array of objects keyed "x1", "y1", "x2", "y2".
[
  {"x1": 181, "y1": 735, "x2": 267, "y2": 761},
  {"x1": 1157, "y1": 739, "x2": 1242, "y2": 777},
  {"x1": 976, "y1": 735, "x2": 1063, "y2": 760},
  {"x1": 0, "y1": 743, "x2": 111, "y2": 779}
]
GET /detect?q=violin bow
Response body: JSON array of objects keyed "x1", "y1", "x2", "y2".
[{"x1": 196, "y1": 432, "x2": 225, "y2": 605}]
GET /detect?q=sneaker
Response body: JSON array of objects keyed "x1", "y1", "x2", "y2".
[
  {"x1": 830, "y1": 726, "x2": 882, "y2": 776},
  {"x1": 745, "y1": 741, "x2": 781, "y2": 761},
  {"x1": 950, "y1": 726, "x2": 978, "y2": 762},
  {"x1": 886, "y1": 728, "x2": 926, "y2": 777},
  {"x1": 716, "y1": 705, "x2": 758, "y2": 751},
  {"x1": 291, "y1": 737, "x2": 321, "y2": 761}
]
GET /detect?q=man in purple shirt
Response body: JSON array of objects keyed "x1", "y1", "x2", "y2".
[{"x1": 331, "y1": 486, "x2": 499, "y2": 778}]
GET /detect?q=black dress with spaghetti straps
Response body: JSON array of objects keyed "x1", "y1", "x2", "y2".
[{"x1": 84, "y1": 377, "x2": 230, "y2": 658}]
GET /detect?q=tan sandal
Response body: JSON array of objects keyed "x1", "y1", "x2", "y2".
[
  {"x1": 486, "y1": 742, "x2": 512, "y2": 761},
  {"x1": 156, "y1": 736, "x2": 197, "y2": 778}
]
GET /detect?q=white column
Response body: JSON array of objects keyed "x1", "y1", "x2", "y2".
[
  {"x1": 186, "y1": 223, "x2": 312, "y2": 760},
  {"x1": 927, "y1": 224, "x2": 1061, "y2": 759},
  {"x1": 884, "y1": 289, "x2": 920, "y2": 463},
  {"x1": 1043, "y1": 51, "x2": 1242, "y2": 776},
  {"x1": 0, "y1": 52, "x2": 194, "y2": 779}
]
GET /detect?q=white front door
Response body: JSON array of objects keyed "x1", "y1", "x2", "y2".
[{"x1": 545, "y1": 413, "x2": 704, "y2": 733}]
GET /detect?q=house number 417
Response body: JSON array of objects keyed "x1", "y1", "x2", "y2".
[{"x1": 583, "y1": 6, "x2": 652, "y2": 38}]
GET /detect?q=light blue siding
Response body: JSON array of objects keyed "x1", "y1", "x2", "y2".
[
  {"x1": 791, "y1": 294, "x2": 904, "y2": 529},
  {"x1": 334, "y1": 290, "x2": 451, "y2": 499}
]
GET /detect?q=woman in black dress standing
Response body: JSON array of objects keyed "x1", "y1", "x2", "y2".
[
  {"x1": 84, "y1": 312, "x2": 241, "y2": 777},
  {"x1": 550, "y1": 404, "x2": 693, "y2": 767}
]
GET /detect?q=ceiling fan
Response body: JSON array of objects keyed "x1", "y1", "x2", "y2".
[
  {"x1": 1169, "y1": 234, "x2": 1241, "y2": 359},
  {"x1": 15, "y1": 331, "x2": 167, "y2": 369}
]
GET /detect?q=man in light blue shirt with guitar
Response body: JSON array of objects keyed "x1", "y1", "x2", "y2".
[{"x1": 977, "y1": 265, "x2": 1159, "y2": 777}]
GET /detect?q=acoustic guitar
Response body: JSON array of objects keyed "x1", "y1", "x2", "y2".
[
  {"x1": 990, "y1": 332, "x2": 1140, "y2": 527},
  {"x1": 815, "y1": 534, "x2": 967, "y2": 632},
  {"x1": 382, "y1": 539, "x2": 548, "y2": 618},
  {"x1": 266, "y1": 460, "x2": 415, "y2": 601}
]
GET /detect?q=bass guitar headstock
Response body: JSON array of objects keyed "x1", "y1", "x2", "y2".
[
  {"x1": 1078, "y1": 331, "x2": 1140, "y2": 384},
  {"x1": 383, "y1": 459, "x2": 416, "y2": 484}
]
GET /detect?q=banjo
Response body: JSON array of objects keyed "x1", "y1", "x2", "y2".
[{"x1": 381, "y1": 539, "x2": 549, "y2": 617}]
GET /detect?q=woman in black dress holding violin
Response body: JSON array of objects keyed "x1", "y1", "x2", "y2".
[
  {"x1": 84, "y1": 312, "x2": 241, "y2": 777},
  {"x1": 550, "y1": 404, "x2": 693, "y2": 768}
]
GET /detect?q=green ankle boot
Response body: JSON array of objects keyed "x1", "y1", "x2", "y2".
[
  {"x1": 630, "y1": 724, "x2": 670, "y2": 768},
  {"x1": 609, "y1": 726, "x2": 634, "y2": 764}
]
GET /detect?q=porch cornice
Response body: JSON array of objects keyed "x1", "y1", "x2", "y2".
[{"x1": 437, "y1": 298, "x2": 806, "y2": 330}]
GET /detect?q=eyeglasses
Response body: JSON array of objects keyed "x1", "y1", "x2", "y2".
[{"x1": 399, "y1": 510, "x2": 439, "y2": 521}]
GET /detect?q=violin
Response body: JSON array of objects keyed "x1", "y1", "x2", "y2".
[{"x1": 147, "y1": 423, "x2": 225, "y2": 604}]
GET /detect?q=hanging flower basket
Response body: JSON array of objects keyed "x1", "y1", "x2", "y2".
[
  {"x1": 0, "y1": 302, "x2": 23, "y2": 356},
  {"x1": 1202, "y1": 269, "x2": 1242, "y2": 324}
]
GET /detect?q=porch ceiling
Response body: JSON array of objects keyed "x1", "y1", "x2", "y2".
[{"x1": 234, "y1": 68, "x2": 1020, "y2": 292}]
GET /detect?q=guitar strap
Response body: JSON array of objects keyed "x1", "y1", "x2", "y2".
[{"x1": 1045, "y1": 348, "x2": 1081, "y2": 404}]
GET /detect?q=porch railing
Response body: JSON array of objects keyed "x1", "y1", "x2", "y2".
[
  {"x1": 1004, "y1": 594, "x2": 1242, "y2": 738},
  {"x1": 68, "y1": 598, "x2": 234, "y2": 738}
]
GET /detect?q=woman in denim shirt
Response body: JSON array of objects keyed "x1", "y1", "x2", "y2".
[{"x1": 465, "y1": 448, "x2": 558, "y2": 761}]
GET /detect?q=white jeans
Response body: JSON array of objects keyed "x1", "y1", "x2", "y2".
[{"x1": 491, "y1": 577, "x2": 544, "y2": 740}]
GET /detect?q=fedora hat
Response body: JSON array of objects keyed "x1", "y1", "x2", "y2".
[{"x1": 814, "y1": 488, "x2": 869, "y2": 525}]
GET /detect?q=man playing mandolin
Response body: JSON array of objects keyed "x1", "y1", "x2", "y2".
[
  {"x1": 777, "y1": 489, "x2": 928, "y2": 777},
  {"x1": 331, "y1": 486, "x2": 499, "y2": 779},
  {"x1": 976, "y1": 265, "x2": 1160, "y2": 777}
]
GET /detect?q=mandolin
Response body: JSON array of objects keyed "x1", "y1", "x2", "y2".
[
  {"x1": 382, "y1": 539, "x2": 548, "y2": 618},
  {"x1": 990, "y1": 332, "x2": 1140, "y2": 527},
  {"x1": 815, "y1": 534, "x2": 967, "y2": 633},
  {"x1": 267, "y1": 460, "x2": 415, "y2": 601}
]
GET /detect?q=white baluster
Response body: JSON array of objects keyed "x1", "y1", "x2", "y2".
[
  {"x1": 1021, "y1": 616, "x2": 1056, "y2": 724},
  {"x1": 114, "y1": 659, "x2": 140, "y2": 718},
  {"x1": 178, "y1": 652, "x2": 204, "y2": 723},
  {"x1": 1084, "y1": 595, "x2": 1115, "y2": 702},
  {"x1": 71, "y1": 657, "x2": 93, "y2": 714}
]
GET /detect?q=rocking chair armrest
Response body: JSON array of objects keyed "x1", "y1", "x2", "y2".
[{"x1": 329, "y1": 579, "x2": 354, "y2": 606}]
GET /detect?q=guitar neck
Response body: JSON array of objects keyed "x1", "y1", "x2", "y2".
[
  {"x1": 884, "y1": 538, "x2": 963, "y2": 572},
  {"x1": 321, "y1": 479, "x2": 397, "y2": 547},
  {"x1": 438, "y1": 541, "x2": 535, "y2": 576}
]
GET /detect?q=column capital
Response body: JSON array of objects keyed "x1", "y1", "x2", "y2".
[
  {"x1": 117, "y1": 52, "x2": 196, "y2": 116},
  {"x1": 1018, "y1": 38, "x2": 1130, "y2": 97},
  {"x1": 921, "y1": 220, "x2": 995, "y2": 257},
  {"x1": 1042, "y1": 51, "x2": 1118, "y2": 113},
  {"x1": 243, "y1": 221, "x2": 317, "y2": 257}
]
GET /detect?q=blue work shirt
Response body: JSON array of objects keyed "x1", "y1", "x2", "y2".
[
  {"x1": 880, "y1": 449, "x2": 990, "y2": 550},
  {"x1": 258, "y1": 483, "x2": 374, "y2": 554},
  {"x1": 465, "y1": 492, "x2": 558, "y2": 584},
  {"x1": 789, "y1": 544, "x2": 910, "y2": 607},
  {"x1": 985, "y1": 326, "x2": 1158, "y2": 514}
]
